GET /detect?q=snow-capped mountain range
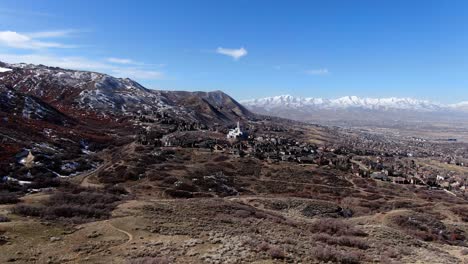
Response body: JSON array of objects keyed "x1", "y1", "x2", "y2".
[
  {"x1": 241, "y1": 95, "x2": 468, "y2": 112},
  {"x1": 241, "y1": 95, "x2": 468, "y2": 125}
]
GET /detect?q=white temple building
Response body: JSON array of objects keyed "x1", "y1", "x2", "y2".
[{"x1": 227, "y1": 121, "x2": 243, "y2": 139}]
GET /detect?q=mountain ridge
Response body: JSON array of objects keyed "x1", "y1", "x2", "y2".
[
  {"x1": 0, "y1": 61, "x2": 253, "y2": 125},
  {"x1": 242, "y1": 94, "x2": 468, "y2": 112}
]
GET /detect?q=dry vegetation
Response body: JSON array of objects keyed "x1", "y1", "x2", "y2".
[
  {"x1": 12, "y1": 185, "x2": 124, "y2": 223},
  {"x1": 1, "y1": 126, "x2": 467, "y2": 263}
]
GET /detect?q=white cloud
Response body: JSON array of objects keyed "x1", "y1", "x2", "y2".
[
  {"x1": 107, "y1": 57, "x2": 136, "y2": 64},
  {"x1": 216, "y1": 47, "x2": 247, "y2": 60},
  {"x1": 0, "y1": 53, "x2": 164, "y2": 80},
  {"x1": 305, "y1": 68, "x2": 329, "y2": 75},
  {"x1": 26, "y1": 30, "x2": 74, "y2": 38},
  {"x1": 0, "y1": 31, "x2": 73, "y2": 49},
  {"x1": 111, "y1": 68, "x2": 164, "y2": 79},
  {"x1": 0, "y1": 53, "x2": 110, "y2": 70},
  {"x1": 0, "y1": 29, "x2": 164, "y2": 81},
  {"x1": 106, "y1": 57, "x2": 166, "y2": 68}
]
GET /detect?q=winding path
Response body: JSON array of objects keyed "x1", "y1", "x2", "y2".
[
  {"x1": 78, "y1": 164, "x2": 106, "y2": 188},
  {"x1": 107, "y1": 220, "x2": 133, "y2": 244}
]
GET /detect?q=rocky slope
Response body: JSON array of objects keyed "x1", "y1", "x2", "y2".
[
  {"x1": 0, "y1": 84, "x2": 75, "y2": 126},
  {"x1": 162, "y1": 90, "x2": 254, "y2": 124},
  {"x1": 0, "y1": 61, "x2": 253, "y2": 182},
  {"x1": 0, "y1": 62, "x2": 253, "y2": 125}
]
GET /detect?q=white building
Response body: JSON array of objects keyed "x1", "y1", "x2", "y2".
[{"x1": 227, "y1": 121, "x2": 243, "y2": 139}]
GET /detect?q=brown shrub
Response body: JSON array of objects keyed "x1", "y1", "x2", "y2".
[
  {"x1": 392, "y1": 214, "x2": 437, "y2": 238},
  {"x1": 126, "y1": 257, "x2": 170, "y2": 264},
  {"x1": 0, "y1": 215, "x2": 10, "y2": 222},
  {"x1": 0, "y1": 181, "x2": 25, "y2": 192},
  {"x1": 314, "y1": 233, "x2": 369, "y2": 249},
  {"x1": 98, "y1": 165, "x2": 141, "y2": 183},
  {"x1": 451, "y1": 206, "x2": 468, "y2": 222},
  {"x1": 310, "y1": 218, "x2": 367, "y2": 237},
  {"x1": 213, "y1": 155, "x2": 229, "y2": 162},
  {"x1": 312, "y1": 245, "x2": 362, "y2": 264},
  {"x1": 164, "y1": 189, "x2": 193, "y2": 198},
  {"x1": 48, "y1": 191, "x2": 120, "y2": 206},
  {"x1": 12, "y1": 205, "x2": 42, "y2": 217},
  {"x1": 0, "y1": 192, "x2": 20, "y2": 204},
  {"x1": 233, "y1": 209, "x2": 252, "y2": 218},
  {"x1": 54, "y1": 205, "x2": 109, "y2": 219},
  {"x1": 161, "y1": 176, "x2": 178, "y2": 185},
  {"x1": 105, "y1": 185, "x2": 128, "y2": 195},
  {"x1": 175, "y1": 182, "x2": 198, "y2": 192},
  {"x1": 146, "y1": 171, "x2": 171, "y2": 181},
  {"x1": 28, "y1": 177, "x2": 61, "y2": 189},
  {"x1": 12, "y1": 187, "x2": 121, "y2": 223},
  {"x1": 391, "y1": 212, "x2": 465, "y2": 245},
  {"x1": 268, "y1": 246, "x2": 286, "y2": 259},
  {"x1": 257, "y1": 241, "x2": 271, "y2": 252},
  {"x1": 358, "y1": 199, "x2": 384, "y2": 212}
]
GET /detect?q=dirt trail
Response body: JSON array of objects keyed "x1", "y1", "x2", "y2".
[
  {"x1": 61, "y1": 218, "x2": 135, "y2": 263},
  {"x1": 79, "y1": 164, "x2": 106, "y2": 188},
  {"x1": 108, "y1": 220, "x2": 133, "y2": 244},
  {"x1": 77, "y1": 142, "x2": 137, "y2": 188}
]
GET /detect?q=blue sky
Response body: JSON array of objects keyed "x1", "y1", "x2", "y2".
[{"x1": 0, "y1": 0, "x2": 467, "y2": 103}]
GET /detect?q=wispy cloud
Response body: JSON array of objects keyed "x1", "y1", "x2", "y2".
[
  {"x1": 0, "y1": 29, "x2": 165, "y2": 81},
  {"x1": 111, "y1": 68, "x2": 164, "y2": 79},
  {"x1": 305, "y1": 68, "x2": 330, "y2": 75},
  {"x1": 0, "y1": 30, "x2": 75, "y2": 49},
  {"x1": 216, "y1": 47, "x2": 247, "y2": 60},
  {"x1": 0, "y1": 53, "x2": 165, "y2": 80},
  {"x1": 1, "y1": 53, "x2": 112, "y2": 71},
  {"x1": 107, "y1": 57, "x2": 136, "y2": 65},
  {"x1": 26, "y1": 30, "x2": 76, "y2": 38},
  {"x1": 107, "y1": 57, "x2": 166, "y2": 68}
]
